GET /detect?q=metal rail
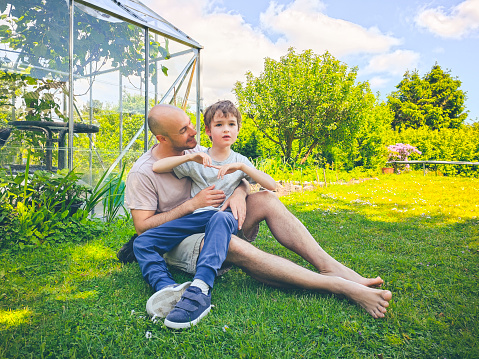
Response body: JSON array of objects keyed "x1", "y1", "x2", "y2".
[{"x1": 387, "y1": 160, "x2": 479, "y2": 176}]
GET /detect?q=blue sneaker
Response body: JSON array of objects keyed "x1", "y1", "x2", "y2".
[
  {"x1": 164, "y1": 286, "x2": 212, "y2": 329},
  {"x1": 145, "y1": 282, "x2": 191, "y2": 318}
]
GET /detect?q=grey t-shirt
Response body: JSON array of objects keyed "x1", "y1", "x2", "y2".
[{"x1": 173, "y1": 149, "x2": 255, "y2": 212}]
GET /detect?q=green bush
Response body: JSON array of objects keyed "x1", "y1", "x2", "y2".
[
  {"x1": 0, "y1": 166, "x2": 93, "y2": 249},
  {"x1": 390, "y1": 124, "x2": 479, "y2": 176},
  {"x1": 0, "y1": 158, "x2": 128, "y2": 249},
  {"x1": 254, "y1": 156, "x2": 377, "y2": 183}
]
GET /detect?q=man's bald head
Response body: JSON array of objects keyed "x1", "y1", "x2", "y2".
[{"x1": 148, "y1": 104, "x2": 185, "y2": 137}]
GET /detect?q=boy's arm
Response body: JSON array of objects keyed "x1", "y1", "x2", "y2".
[
  {"x1": 215, "y1": 163, "x2": 277, "y2": 191},
  {"x1": 220, "y1": 178, "x2": 250, "y2": 230},
  {"x1": 152, "y1": 152, "x2": 212, "y2": 173}
]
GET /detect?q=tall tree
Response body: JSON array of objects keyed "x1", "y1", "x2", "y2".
[
  {"x1": 234, "y1": 48, "x2": 371, "y2": 164},
  {"x1": 388, "y1": 64, "x2": 468, "y2": 130}
]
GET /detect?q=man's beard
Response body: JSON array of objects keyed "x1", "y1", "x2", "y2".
[{"x1": 171, "y1": 137, "x2": 197, "y2": 152}]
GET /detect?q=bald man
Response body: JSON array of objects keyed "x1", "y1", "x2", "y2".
[{"x1": 123, "y1": 103, "x2": 392, "y2": 329}]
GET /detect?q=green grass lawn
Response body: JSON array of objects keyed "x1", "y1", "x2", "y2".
[{"x1": 1, "y1": 172, "x2": 478, "y2": 358}]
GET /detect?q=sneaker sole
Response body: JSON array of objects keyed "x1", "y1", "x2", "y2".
[
  {"x1": 164, "y1": 305, "x2": 212, "y2": 329},
  {"x1": 146, "y1": 281, "x2": 192, "y2": 318}
]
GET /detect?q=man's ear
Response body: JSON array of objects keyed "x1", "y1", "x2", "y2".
[{"x1": 156, "y1": 134, "x2": 168, "y2": 143}]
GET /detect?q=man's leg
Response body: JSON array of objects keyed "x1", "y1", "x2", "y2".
[
  {"x1": 223, "y1": 191, "x2": 392, "y2": 318},
  {"x1": 239, "y1": 191, "x2": 383, "y2": 287},
  {"x1": 226, "y1": 237, "x2": 391, "y2": 318}
]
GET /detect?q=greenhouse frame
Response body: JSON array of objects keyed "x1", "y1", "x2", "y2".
[{"x1": 0, "y1": 0, "x2": 203, "y2": 182}]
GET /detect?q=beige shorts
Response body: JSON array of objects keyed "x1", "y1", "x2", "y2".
[{"x1": 163, "y1": 224, "x2": 259, "y2": 275}]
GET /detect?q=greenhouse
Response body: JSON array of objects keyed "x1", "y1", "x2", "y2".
[{"x1": 0, "y1": 0, "x2": 203, "y2": 183}]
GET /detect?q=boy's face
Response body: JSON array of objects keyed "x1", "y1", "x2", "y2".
[{"x1": 205, "y1": 112, "x2": 239, "y2": 148}]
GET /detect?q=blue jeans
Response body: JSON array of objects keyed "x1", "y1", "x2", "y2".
[{"x1": 133, "y1": 210, "x2": 238, "y2": 292}]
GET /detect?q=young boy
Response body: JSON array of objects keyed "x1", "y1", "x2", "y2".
[{"x1": 148, "y1": 100, "x2": 276, "y2": 329}]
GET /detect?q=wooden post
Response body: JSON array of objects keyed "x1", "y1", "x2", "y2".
[
  {"x1": 182, "y1": 59, "x2": 197, "y2": 111},
  {"x1": 323, "y1": 168, "x2": 327, "y2": 187}
]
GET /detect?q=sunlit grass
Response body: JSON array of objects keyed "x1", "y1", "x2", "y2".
[
  {"x1": 282, "y1": 172, "x2": 479, "y2": 225},
  {"x1": 1, "y1": 172, "x2": 478, "y2": 358},
  {"x1": 0, "y1": 308, "x2": 32, "y2": 329}
]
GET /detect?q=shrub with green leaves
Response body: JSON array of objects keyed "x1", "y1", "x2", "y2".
[
  {"x1": 0, "y1": 162, "x2": 114, "y2": 249},
  {"x1": 390, "y1": 124, "x2": 479, "y2": 176}
]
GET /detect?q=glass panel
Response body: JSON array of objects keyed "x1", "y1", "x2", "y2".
[
  {"x1": 0, "y1": 0, "x2": 70, "y2": 172},
  {"x1": 0, "y1": 0, "x2": 201, "y2": 194},
  {"x1": 147, "y1": 32, "x2": 198, "y2": 115},
  {"x1": 72, "y1": 3, "x2": 147, "y2": 185}
]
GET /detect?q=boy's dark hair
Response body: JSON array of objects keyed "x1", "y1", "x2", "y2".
[{"x1": 203, "y1": 100, "x2": 242, "y2": 129}]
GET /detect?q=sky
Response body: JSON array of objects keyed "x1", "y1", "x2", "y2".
[{"x1": 142, "y1": 0, "x2": 479, "y2": 123}]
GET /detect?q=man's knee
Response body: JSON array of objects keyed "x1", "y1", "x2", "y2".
[
  {"x1": 248, "y1": 190, "x2": 281, "y2": 209},
  {"x1": 244, "y1": 191, "x2": 285, "y2": 222}
]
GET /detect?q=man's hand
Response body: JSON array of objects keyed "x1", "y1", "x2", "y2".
[
  {"x1": 220, "y1": 181, "x2": 248, "y2": 229},
  {"x1": 190, "y1": 185, "x2": 226, "y2": 210},
  {"x1": 212, "y1": 162, "x2": 244, "y2": 179}
]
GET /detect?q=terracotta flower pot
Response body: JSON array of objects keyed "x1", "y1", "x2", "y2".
[{"x1": 382, "y1": 167, "x2": 394, "y2": 174}]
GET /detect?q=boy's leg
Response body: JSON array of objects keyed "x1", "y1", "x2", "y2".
[
  {"x1": 165, "y1": 210, "x2": 238, "y2": 329},
  {"x1": 195, "y1": 210, "x2": 238, "y2": 288},
  {"x1": 133, "y1": 211, "x2": 215, "y2": 292}
]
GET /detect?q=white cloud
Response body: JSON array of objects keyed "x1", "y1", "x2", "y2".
[
  {"x1": 260, "y1": 0, "x2": 401, "y2": 56},
  {"x1": 361, "y1": 50, "x2": 420, "y2": 76},
  {"x1": 369, "y1": 76, "x2": 390, "y2": 89},
  {"x1": 145, "y1": 0, "x2": 283, "y2": 106},
  {"x1": 415, "y1": 0, "x2": 479, "y2": 39},
  {"x1": 143, "y1": 0, "x2": 405, "y2": 105}
]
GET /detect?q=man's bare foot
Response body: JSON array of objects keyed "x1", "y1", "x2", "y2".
[
  {"x1": 320, "y1": 263, "x2": 384, "y2": 288},
  {"x1": 340, "y1": 280, "x2": 392, "y2": 318}
]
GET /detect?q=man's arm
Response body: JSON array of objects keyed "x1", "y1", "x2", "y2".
[{"x1": 132, "y1": 185, "x2": 226, "y2": 234}]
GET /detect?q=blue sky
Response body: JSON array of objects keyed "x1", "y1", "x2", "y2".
[{"x1": 144, "y1": 0, "x2": 479, "y2": 123}]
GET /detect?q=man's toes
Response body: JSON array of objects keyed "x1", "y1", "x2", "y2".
[
  {"x1": 382, "y1": 290, "x2": 392, "y2": 301},
  {"x1": 380, "y1": 300, "x2": 389, "y2": 309}
]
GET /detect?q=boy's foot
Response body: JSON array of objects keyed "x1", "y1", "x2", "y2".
[
  {"x1": 146, "y1": 281, "x2": 192, "y2": 318},
  {"x1": 164, "y1": 286, "x2": 212, "y2": 329}
]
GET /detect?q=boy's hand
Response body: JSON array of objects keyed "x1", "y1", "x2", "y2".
[
  {"x1": 191, "y1": 152, "x2": 212, "y2": 167},
  {"x1": 212, "y1": 162, "x2": 244, "y2": 179},
  {"x1": 221, "y1": 191, "x2": 247, "y2": 229}
]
